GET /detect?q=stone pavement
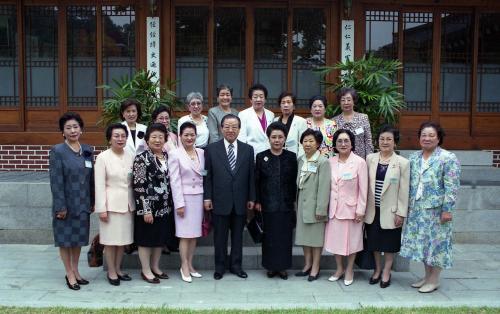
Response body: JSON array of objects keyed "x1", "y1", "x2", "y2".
[{"x1": 0, "y1": 244, "x2": 499, "y2": 310}]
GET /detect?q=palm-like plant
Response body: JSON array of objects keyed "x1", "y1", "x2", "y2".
[
  {"x1": 315, "y1": 54, "x2": 405, "y2": 133},
  {"x1": 98, "y1": 70, "x2": 183, "y2": 128}
]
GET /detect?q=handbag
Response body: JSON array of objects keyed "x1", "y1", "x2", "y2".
[
  {"x1": 354, "y1": 224, "x2": 375, "y2": 270},
  {"x1": 87, "y1": 234, "x2": 104, "y2": 267},
  {"x1": 247, "y1": 212, "x2": 264, "y2": 244},
  {"x1": 201, "y1": 211, "x2": 212, "y2": 237}
]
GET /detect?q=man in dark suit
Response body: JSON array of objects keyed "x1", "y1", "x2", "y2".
[{"x1": 204, "y1": 114, "x2": 255, "y2": 280}]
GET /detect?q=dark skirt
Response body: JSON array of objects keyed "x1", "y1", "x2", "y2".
[
  {"x1": 365, "y1": 206, "x2": 402, "y2": 253},
  {"x1": 53, "y1": 211, "x2": 90, "y2": 248},
  {"x1": 262, "y1": 210, "x2": 294, "y2": 271},
  {"x1": 134, "y1": 211, "x2": 175, "y2": 247}
]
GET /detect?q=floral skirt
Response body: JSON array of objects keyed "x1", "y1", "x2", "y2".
[{"x1": 400, "y1": 206, "x2": 453, "y2": 269}]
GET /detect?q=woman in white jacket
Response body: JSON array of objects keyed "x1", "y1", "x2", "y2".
[
  {"x1": 238, "y1": 83, "x2": 274, "y2": 158},
  {"x1": 120, "y1": 99, "x2": 147, "y2": 156}
]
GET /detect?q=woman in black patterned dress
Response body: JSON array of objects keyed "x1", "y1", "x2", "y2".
[{"x1": 132, "y1": 123, "x2": 174, "y2": 284}]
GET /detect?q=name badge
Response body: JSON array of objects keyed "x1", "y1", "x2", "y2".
[
  {"x1": 200, "y1": 169, "x2": 208, "y2": 176},
  {"x1": 355, "y1": 127, "x2": 364, "y2": 135},
  {"x1": 342, "y1": 172, "x2": 353, "y2": 180},
  {"x1": 308, "y1": 164, "x2": 317, "y2": 173},
  {"x1": 85, "y1": 160, "x2": 93, "y2": 169},
  {"x1": 390, "y1": 177, "x2": 398, "y2": 184}
]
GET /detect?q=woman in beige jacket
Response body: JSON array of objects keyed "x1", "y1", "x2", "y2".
[
  {"x1": 365, "y1": 125, "x2": 409, "y2": 288},
  {"x1": 95, "y1": 123, "x2": 136, "y2": 286}
]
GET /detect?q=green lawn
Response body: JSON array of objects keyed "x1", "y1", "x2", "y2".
[{"x1": 1, "y1": 308, "x2": 499, "y2": 314}]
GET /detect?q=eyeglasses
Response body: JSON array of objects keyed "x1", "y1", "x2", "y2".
[
  {"x1": 189, "y1": 101, "x2": 202, "y2": 107},
  {"x1": 336, "y1": 139, "x2": 351, "y2": 144}
]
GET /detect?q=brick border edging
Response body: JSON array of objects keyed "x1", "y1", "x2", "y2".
[
  {"x1": 0, "y1": 145, "x2": 107, "y2": 171},
  {"x1": 1, "y1": 145, "x2": 500, "y2": 171}
]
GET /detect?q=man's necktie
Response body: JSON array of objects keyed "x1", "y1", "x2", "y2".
[{"x1": 228, "y1": 143, "x2": 236, "y2": 170}]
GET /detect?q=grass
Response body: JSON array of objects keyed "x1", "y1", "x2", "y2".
[{"x1": 1, "y1": 308, "x2": 500, "y2": 314}]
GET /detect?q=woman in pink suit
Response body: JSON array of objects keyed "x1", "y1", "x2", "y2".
[
  {"x1": 324, "y1": 129, "x2": 368, "y2": 286},
  {"x1": 168, "y1": 121, "x2": 205, "y2": 283}
]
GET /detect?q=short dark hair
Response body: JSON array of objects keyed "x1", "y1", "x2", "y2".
[
  {"x1": 216, "y1": 84, "x2": 233, "y2": 97},
  {"x1": 221, "y1": 114, "x2": 241, "y2": 128},
  {"x1": 300, "y1": 128, "x2": 323, "y2": 148},
  {"x1": 277, "y1": 91, "x2": 296, "y2": 106},
  {"x1": 248, "y1": 83, "x2": 268, "y2": 99},
  {"x1": 333, "y1": 129, "x2": 356, "y2": 153},
  {"x1": 59, "y1": 112, "x2": 84, "y2": 131},
  {"x1": 266, "y1": 121, "x2": 288, "y2": 138},
  {"x1": 308, "y1": 95, "x2": 327, "y2": 109},
  {"x1": 120, "y1": 99, "x2": 142, "y2": 121},
  {"x1": 151, "y1": 105, "x2": 172, "y2": 123},
  {"x1": 105, "y1": 123, "x2": 128, "y2": 142},
  {"x1": 418, "y1": 121, "x2": 445, "y2": 146},
  {"x1": 337, "y1": 87, "x2": 359, "y2": 104},
  {"x1": 179, "y1": 121, "x2": 197, "y2": 135},
  {"x1": 377, "y1": 124, "x2": 400, "y2": 144},
  {"x1": 145, "y1": 123, "x2": 168, "y2": 143}
]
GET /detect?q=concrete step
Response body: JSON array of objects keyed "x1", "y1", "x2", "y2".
[
  {"x1": 118, "y1": 246, "x2": 409, "y2": 272},
  {"x1": 2, "y1": 170, "x2": 500, "y2": 245},
  {"x1": 399, "y1": 150, "x2": 493, "y2": 167}
]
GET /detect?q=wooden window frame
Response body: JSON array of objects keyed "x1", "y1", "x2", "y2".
[
  {"x1": 168, "y1": 0, "x2": 337, "y2": 112},
  {"x1": 0, "y1": 0, "x2": 141, "y2": 133}
]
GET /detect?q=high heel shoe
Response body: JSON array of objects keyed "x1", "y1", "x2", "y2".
[
  {"x1": 107, "y1": 275, "x2": 120, "y2": 286},
  {"x1": 141, "y1": 272, "x2": 160, "y2": 284},
  {"x1": 180, "y1": 268, "x2": 192, "y2": 283},
  {"x1": 411, "y1": 278, "x2": 426, "y2": 288},
  {"x1": 76, "y1": 277, "x2": 89, "y2": 285},
  {"x1": 380, "y1": 275, "x2": 391, "y2": 288},
  {"x1": 307, "y1": 270, "x2": 320, "y2": 282},
  {"x1": 65, "y1": 276, "x2": 80, "y2": 291},
  {"x1": 328, "y1": 272, "x2": 345, "y2": 282},
  {"x1": 369, "y1": 272, "x2": 380, "y2": 285},
  {"x1": 152, "y1": 270, "x2": 169, "y2": 279},
  {"x1": 295, "y1": 268, "x2": 311, "y2": 277},
  {"x1": 343, "y1": 271, "x2": 354, "y2": 286},
  {"x1": 278, "y1": 271, "x2": 288, "y2": 280},
  {"x1": 190, "y1": 271, "x2": 202, "y2": 278}
]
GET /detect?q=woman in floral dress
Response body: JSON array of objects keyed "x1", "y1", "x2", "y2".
[{"x1": 400, "y1": 121, "x2": 461, "y2": 293}]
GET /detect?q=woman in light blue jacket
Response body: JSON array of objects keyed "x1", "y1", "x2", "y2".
[{"x1": 400, "y1": 121, "x2": 461, "y2": 293}]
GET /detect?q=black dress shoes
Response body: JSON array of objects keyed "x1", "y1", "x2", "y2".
[
  {"x1": 213, "y1": 272, "x2": 223, "y2": 280},
  {"x1": 76, "y1": 277, "x2": 89, "y2": 285},
  {"x1": 380, "y1": 275, "x2": 391, "y2": 288},
  {"x1": 152, "y1": 271, "x2": 169, "y2": 279},
  {"x1": 141, "y1": 272, "x2": 160, "y2": 284},
  {"x1": 295, "y1": 268, "x2": 311, "y2": 277},
  {"x1": 267, "y1": 271, "x2": 277, "y2": 278},
  {"x1": 117, "y1": 273, "x2": 132, "y2": 281},
  {"x1": 369, "y1": 276, "x2": 381, "y2": 285},
  {"x1": 279, "y1": 271, "x2": 288, "y2": 280},
  {"x1": 307, "y1": 273, "x2": 320, "y2": 282},
  {"x1": 107, "y1": 275, "x2": 120, "y2": 286},
  {"x1": 230, "y1": 269, "x2": 248, "y2": 279},
  {"x1": 65, "y1": 276, "x2": 80, "y2": 291}
]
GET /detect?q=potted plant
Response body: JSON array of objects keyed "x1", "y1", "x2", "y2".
[
  {"x1": 315, "y1": 54, "x2": 406, "y2": 134},
  {"x1": 98, "y1": 69, "x2": 183, "y2": 129}
]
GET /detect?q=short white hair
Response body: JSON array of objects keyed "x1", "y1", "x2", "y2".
[{"x1": 186, "y1": 92, "x2": 203, "y2": 104}]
